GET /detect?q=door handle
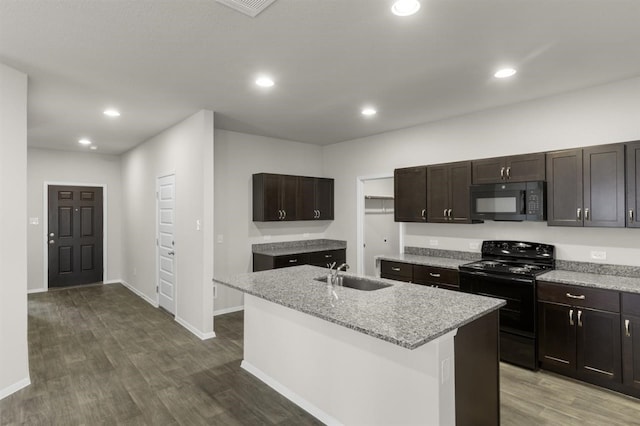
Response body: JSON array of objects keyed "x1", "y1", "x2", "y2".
[
  {"x1": 625, "y1": 319, "x2": 631, "y2": 337},
  {"x1": 577, "y1": 310, "x2": 583, "y2": 327},
  {"x1": 168, "y1": 251, "x2": 175, "y2": 256},
  {"x1": 569, "y1": 309, "x2": 574, "y2": 326}
]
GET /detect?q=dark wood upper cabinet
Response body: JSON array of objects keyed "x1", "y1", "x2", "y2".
[
  {"x1": 472, "y1": 153, "x2": 545, "y2": 184},
  {"x1": 298, "y1": 177, "x2": 334, "y2": 220},
  {"x1": 254, "y1": 173, "x2": 333, "y2": 222},
  {"x1": 626, "y1": 141, "x2": 640, "y2": 228},
  {"x1": 547, "y1": 144, "x2": 625, "y2": 227},
  {"x1": 427, "y1": 161, "x2": 473, "y2": 223},
  {"x1": 394, "y1": 166, "x2": 427, "y2": 222}
]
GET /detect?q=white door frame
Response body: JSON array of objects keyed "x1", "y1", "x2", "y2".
[
  {"x1": 356, "y1": 173, "x2": 403, "y2": 276},
  {"x1": 42, "y1": 181, "x2": 108, "y2": 291},
  {"x1": 156, "y1": 172, "x2": 177, "y2": 314}
]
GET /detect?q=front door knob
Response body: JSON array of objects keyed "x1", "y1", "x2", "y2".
[
  {"x1": 49, "y1": 232, "x2": 55, "y2": 237},
  {"x1": 49, "y1": 239, "x2": 55, "y2": 244}
]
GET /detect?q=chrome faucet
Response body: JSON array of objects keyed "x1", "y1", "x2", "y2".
[{"x1": 333, "y1": 263, "x2": 349, "y2": 286}]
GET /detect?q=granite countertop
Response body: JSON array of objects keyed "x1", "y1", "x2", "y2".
[
  {"x1": 539, "y1": 270, "x2": 640, "y2": 294},
  {"x1": 214, "y1": 265, "x2": 505, "y2": 350},
  {"x1": 375, "y1": 253, "x2": 469, "y2": 269},
  {"x1": 252, "y1": 239, "x2": 346, "y2": 256}
]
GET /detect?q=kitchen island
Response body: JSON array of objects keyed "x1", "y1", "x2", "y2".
[{"x1": 214, "y1": 265, "x2": 505, "y2": 426}]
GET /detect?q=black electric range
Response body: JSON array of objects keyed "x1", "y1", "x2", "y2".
[{"x1": 459, "y1": 240, "x2": 555, "y2": 370}]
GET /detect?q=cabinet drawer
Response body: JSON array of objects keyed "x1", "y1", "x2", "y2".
[
  {"x1": 380, "y1": 261, "x2": 413, "y2": 280},
  {"x1": 273, "y1": 254, "x2": 310, "y2": 269},
  {"x1": 413, "y1": 265, "x2": 459, "y2": 287},
  {"x1": 537, "y1": 281, "x2": 620, "y2": 312},
  {"x1": 622, "y1": 292, "x2": 640, "y2": 317},
  {"x1": 309, "y1": 249, "x2": 346, "y2": 268}
]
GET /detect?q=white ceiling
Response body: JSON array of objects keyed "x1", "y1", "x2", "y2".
[{"x1": 2, "y1": 0, "x2": 640, "y2": 155}]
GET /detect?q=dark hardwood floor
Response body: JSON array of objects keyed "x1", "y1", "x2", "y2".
[
  {"x1": 1, "y1": 283, "x2": 639, "y2": 425},
  {"x1": 0, "y1": 284, "x2": 320, "y2": 425}
]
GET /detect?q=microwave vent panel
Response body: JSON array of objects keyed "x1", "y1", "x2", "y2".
[{"x1": 216, "y1": 0, "x2": 277, "y2": 17}]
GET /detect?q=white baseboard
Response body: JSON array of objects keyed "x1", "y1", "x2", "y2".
[
  {"x1": 120, "y1": 280, "x2": 159, "y2": 308},
  {"x1": 213, "y1": 305, "x2": 244, "y2": 316},
  {"x1": 27, "y1": 288, "x2": 47, "y2": 294},
  {"x1": 175, "y1": 316, "x2": 216, "y2": 340},
  {"x1": 0, "y1": 377, "x2": 30, "y2": 401},
  {"x1": 103, "y1": 279, "x2": 122, "y2": 285},
  {"x1": 241, "y1": 361, "x2": 339, "y2": 426}
]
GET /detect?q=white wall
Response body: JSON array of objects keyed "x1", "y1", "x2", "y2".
[
  {"x1": 213, "y1": 129, "x2": 326, "y2": 313},
  {"x1": 121, "y1": 110, "x2": 214, "y2": 339},
  {"x1": 323, "y1": 76, "x2": 640, "y2": 267},
  {"x1": 26, "y1": 149, "x2": 123, "y2": 291},
  {"x1": 0, "y1": 63, "x2": 30, "y2": 399}
]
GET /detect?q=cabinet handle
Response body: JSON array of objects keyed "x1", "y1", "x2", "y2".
[
  {"x1": 448, "y1": 208, "x2": 453, "y2": 219},
  {"x1": 283, "y1": 210, "x2": 286, "y2": 219},
  {"x1": 324, "y1": 254, "x2": 332, "y2": 258},
  {"x1": 443, "y1": 208, "x2": 447, "y2": 218},
  {"x1": 625, "y1": 319, "x2": 631, "y2": 337},
  {"x1": 500, "y1": 167, "x2": 505, "y2": 179},
  {"x1": 429, "y1": 273, "x2": 441, "y2": 278},
  {"x1": 577, "y1": 208, "x2": 582, "y2": 221},
  {"x1": 566, "y1": 293, "x2": 585, "y2": 300},
  {"x1": 569, "y1": 309, "x2": 574, "y2": 326},
  {"x1": 421, "y1": 209, "x2": 426, "y2": 218},
  {"x1": 317, "y1": 209, "x2": 321, "y2": 218},
  {"x1": 289, "y1": 259, "x2": 298, "y2": 263},
  {"x1": 506, "y1": 167, "x2": 511, "y2": 179},
  {"x1": 391, "y1": 267, "x2": 401, "y2": 272},
  {"x1": 585, "y1": 208, "x2": 590, "y2": 221},
  {"x1": 630, "y1": 209, "x2": 635, "y2": 222},
  {"x1": 577, "y1": 310, "x2": 583, "y2": 327}
]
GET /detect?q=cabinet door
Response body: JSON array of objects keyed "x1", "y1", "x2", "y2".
[
  {"x1": 546, "y1": 149, "x2": 583, "y2": 226},
  {"x1": 449, "y1": 162, "x2": 472, "y2": 223},
  {"x1": 583, "y1": 144, "x2": 625, "y2": 227},
  {"x1": 426, "y1": 164, "x2": 449, "y2": 223},
  {"x1": 315, "y1": 178, "x2": 334, "y2": 220},
  {"x1": 309, "y1": 249, "x2": 345, "y2": 268},
  {"x1": 273, "y1": 253, "x2": 309, "y2": 269},
  {"x1": 394, "y1": 167, "x2": 427, "y2": 222},
  {"x1": 280, "y1": 175, "x2": 298, "y2": 221},
  {"x1": 505, "y1": 153, "x2": 546, "y2": 182},
  {"x1": 380, "y1": 260, "x2": 413, "y2": 282},
  {"x1": 472, "y1": 157, "x2": 505, "y2": 184},
  {"x1": 622, "y1": 315, "x2": 640, "y2": 392},
  {"x1": 576, "y1": 308, "x2": 622, "y2": 383},
  {"x1": 253, "y1": 173, "x2": 283, "y2": 221},
  {"x1": 297, "y1": 176, "x2": 317, "y2": 220},
  {"x1": 626, "y1": 141, "x2": 640, "y2": 228},
  {"x1": 538, "y1": 302, "x2": 576, "y2": 374}
]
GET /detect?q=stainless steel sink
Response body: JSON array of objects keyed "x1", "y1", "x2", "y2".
[{"x1": 314, "y1": 275, "x2": 392, "y2": 291}]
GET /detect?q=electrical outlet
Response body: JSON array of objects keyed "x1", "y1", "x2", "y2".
[
  {"x1": 264, "y1": 235, "x2": 271, "y2": 240},
  {"x1": 303, "y1": 233, "x2": 309, "y2": 238},
  {"x1": 469, "y1": 242, "x2": 480, "y2": 250},
  {"x1": 213, "y1": 285, "x2": 218, "y2": 299},
  {"x1": 196, "y1": 219, "x2": 201, "y2": 231},
  {"x1": 429, "y1": 239, "x2": 439, "y2": 246},
  {"x1": 590, "y1": 250, "x2": 607, "y2": 260},
  {"x1": 217, "y1": 234, "x2": 224, "y2": 243}
]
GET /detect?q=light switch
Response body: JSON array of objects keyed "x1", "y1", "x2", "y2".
[
  {"x1": 29, "y1": 217, "x2": 39, "y2": 225},
  {"x1": 217, "y1": 234, "x2": 224, "y2": 243}
]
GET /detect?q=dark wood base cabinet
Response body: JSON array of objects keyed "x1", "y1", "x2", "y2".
[
  {"x1": 538, "y1": 281, "x2": 640, "y2": 399},
  {"x1": 253, "y1": 249, "x2": 346, "y2": 272},
  {"x1": 379, "y1": 260, "x2": 460, "y2": 291}
]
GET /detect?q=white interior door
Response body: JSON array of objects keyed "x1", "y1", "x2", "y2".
[{"x1": 157, "y1": 174, "x2": 176, "y2": 314}]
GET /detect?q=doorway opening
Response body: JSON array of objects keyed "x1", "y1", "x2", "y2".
[
  {"x1": 356, "y1": 174, "x2": 403, "y2": 276},
  {"x1": 47, "y1": 185, "x2": 105, "y2": 288}
]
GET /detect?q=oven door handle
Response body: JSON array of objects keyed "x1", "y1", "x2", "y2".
[{"x1": 458, "y1": 270, "x2": 534, "y2": 284}]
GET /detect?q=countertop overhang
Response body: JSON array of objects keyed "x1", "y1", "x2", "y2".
[{"x1": 214, "y1": 265, "x2": 504, "y2": 350}]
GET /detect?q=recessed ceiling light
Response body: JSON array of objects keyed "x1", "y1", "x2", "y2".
[
  {"x1": 255, "y1": 76, "x2": 275, "y2": 88},
  {"x1": 494, "y1": 68, "x2": 517, "y2": 79},
  {"x1": 90, "y1": 146, "x2": 98, "y2": 151},
  {"x1": 78, "y1": 138, "x2": 92, "y2": 145},
  {"x1": 361, "y1": 107, "x2": 377, "y2": 117},
  {"x1": 103, "y1": 109, "x2": 121, "y2": 117},
  {"x1": 391, "y1": 0, "x2": 421, "y2": 16}
]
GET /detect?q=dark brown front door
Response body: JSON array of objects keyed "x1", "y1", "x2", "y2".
[{"x1": 48, "y1": 185, "x2": 103, "y2": 287}]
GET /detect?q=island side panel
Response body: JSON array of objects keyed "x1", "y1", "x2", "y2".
[
  {"x1": 454, "y1": 310, "x2": 500, "y2": 426},
  {"x1": 242, "y1": 294, "x2": 456, "y2": 426}
]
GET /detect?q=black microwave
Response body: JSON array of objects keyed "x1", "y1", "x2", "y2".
[{"x1": 469, "y1": 181, "x2": 546, "y2": 221}]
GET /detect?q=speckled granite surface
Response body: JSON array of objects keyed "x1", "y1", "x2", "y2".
[
  {"x1": 539, "y1": 270, "x2": 640, "y2": 294},
  {"x1": 404, "y1": 247, "x2": 480, "y2": 261},
  {"x1": 556, "y1": 260, "x2": 640, "y2": 278},
  {"x1": 214, "y1": 265, "x2": 504, "y2": 350},
  {"x1": 375, "y1": 253, "x2": 468, "y2": 269},
  {"x1": 252, "y1": 239, "x2": 346, "y2": 256}
]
